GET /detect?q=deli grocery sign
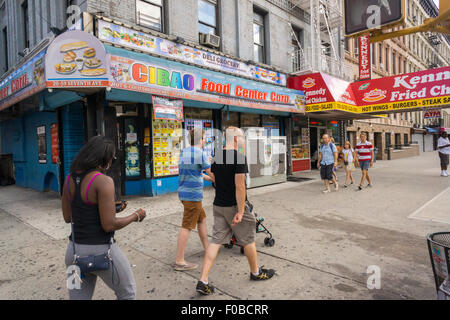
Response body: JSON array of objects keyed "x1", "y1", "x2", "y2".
[{"x1": 97, "y1": 19, "x2": 286, "y2": 86}]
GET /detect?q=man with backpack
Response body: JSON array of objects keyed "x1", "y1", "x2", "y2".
[{"x1": 317, "y1": 134, "x2": 338, "y2": 193}]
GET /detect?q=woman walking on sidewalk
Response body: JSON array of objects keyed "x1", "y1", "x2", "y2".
[
  {"x1": 62, "y1": 136, "x2": 146, "y2": 300},
  {"x1": 341, "y1": 141, "x2": 356, "y2": 187}
]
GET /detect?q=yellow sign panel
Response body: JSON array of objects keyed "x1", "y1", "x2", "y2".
[{"x1": 305, "y1": 96, "x2": 450, "y2": 115}]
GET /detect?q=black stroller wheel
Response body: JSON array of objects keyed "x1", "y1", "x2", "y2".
[
  {"x1": 224, "y1": 240, "x2": 234, "y2": 249},
  {"x1": 265, "y1": 237, "x2": 275, "y2": 247}
]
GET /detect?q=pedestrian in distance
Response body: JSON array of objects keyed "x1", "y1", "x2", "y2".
[
  {"x1": 196, "y1": 127, "x2": 275, "y2": 296},
  {"x1": 330, "y1": 137, "x2": 339, "y2": 183},
  {"x1": 174, "y1": 129, "x2": 214, "y2": 271},
  {"x1": 355, "y1": 133, "x2": 374, "y2": 190},
  {"x1": 437, "y1": 131, "x2": 450, "y2": 177},
  {"x1": 317, "y1": 134, "x2": 338, "y2": 193},
  {"x1": 341, "y1": 141, "x2": 356, "y2": 187},
  {"x1": 62, "y1": 136, "x2": 146, "y2": 300}
]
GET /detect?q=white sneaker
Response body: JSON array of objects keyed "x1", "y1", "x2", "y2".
[
  {"x1": 442, "y1": 171, "x2": 448, "y2": 177},
  {"x1": 323, "y1": 189, "x2": 331, "y2": 193}
]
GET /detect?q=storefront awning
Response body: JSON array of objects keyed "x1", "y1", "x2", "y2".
[
  {"x1": 287, "y1": 72, "x2": 383, "y2": 120},
  {"x1": 103, "y1": 45, "x2": 305, "y2": 115},
  {"x1": 0, "y1": 50, "x2": 47, "y2": 112},
  {"x1": 288, "y1": 66, "x2": 450, "y2": 118}
]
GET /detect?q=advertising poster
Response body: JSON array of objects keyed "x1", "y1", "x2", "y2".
[
  {"x1": 37, "y1": 126, "x2": 47, "y2": 164},
  {"x1": 45, "y1": 30, "x2": 108, "y2": 88},
  {"x1": 108, "y1": 55, "x2": 304, "y2": 114},
  {"x1": 125, "y1": 123, "x2": 140, "y2": 177},
  {"x1": 98, "y1": 20, "x2": 286, "y2": 86},
  {"x1": 153, "y1": 96, "x2": 184, "y2": 122},
  {"x1": 50, "y1": 123, "x2": 59, "y2": 164},
  {"x1": 152, "y1": 118, "x2": 182, "y2": 177}
]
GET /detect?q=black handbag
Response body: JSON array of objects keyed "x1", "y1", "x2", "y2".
[{"x1": 70, "y1": 207, "x2": 112, "y2": 276}]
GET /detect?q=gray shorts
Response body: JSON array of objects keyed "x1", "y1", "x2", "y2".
[
  {"x1": 211, "y1": 205, "x2": 256, "y2": 246},
  {"x1": 360, "y1": 160, "x2": 371, "y2": 171},
  {"x1": 65, "y1": 241, "x2": 137, "y2": 300}
]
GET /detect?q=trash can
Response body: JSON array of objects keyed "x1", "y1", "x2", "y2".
[
  {"x1": 427, "y1": 232, "x2": 450, "y2": 300},
  {"x1": 0, "y1": 154, "x2": 15, "y2": 186}
]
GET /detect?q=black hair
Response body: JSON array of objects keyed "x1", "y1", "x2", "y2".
[
  {"x1": 70, "y1": 136, "x2": 116, "y2": 173},
  {"x1": 442, "y1": 131, "x2": 448, "y2": 137}
]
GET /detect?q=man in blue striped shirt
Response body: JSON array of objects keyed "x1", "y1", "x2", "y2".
[{"x1": 174, "y1": 128, "x2": 214, "y2": 271}]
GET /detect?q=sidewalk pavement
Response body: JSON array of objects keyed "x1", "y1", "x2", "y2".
[{"x1": 0, "y1": 152, "x2": 449, "y2": 300}]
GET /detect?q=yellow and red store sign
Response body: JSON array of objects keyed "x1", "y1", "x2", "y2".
[{"x1": 288, "y1": 66, "x2": 450, "y2": 115}]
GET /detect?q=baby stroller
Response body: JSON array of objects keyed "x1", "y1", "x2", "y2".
[{"x1": 224, "y1": 200, "x2": 275, "y2": 254}]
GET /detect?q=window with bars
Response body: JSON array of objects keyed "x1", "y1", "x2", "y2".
[
  {"x1": 198, "y1": 0, "x2": 217, "y2": 35},
  {"x1": 21, "y1": 0, "x2": 29, "y2": 49},
  {"x1": 136, "y1": 0, "x2": 164, "y2": 32},
  {"x1": 385, "y1": 47, "x2": 389, "y2": 72},
  {"x1": 354, "y1": 38, "x2": 358, "y2": 58},
  {"x1": 392, "y1": 52, "x2": 396, "y2": 74},
  {"x1": 379, "y1": 44, "x2": 382, "y2": 68},
  {"x1": 253, "y1": 9, "x2": 266, "y2": 63}
]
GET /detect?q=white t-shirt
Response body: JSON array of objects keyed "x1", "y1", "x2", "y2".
[
  {"x1": 342, "y1": 149, "x2": 354, "y2": 163},
  {"x1": 438, "y1": 137, "x2": 450, "y2": 155}
]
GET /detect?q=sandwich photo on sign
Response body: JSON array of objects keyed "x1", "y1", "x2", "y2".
[{"x1": 45, "y1": 30, "x2": 108, "y2": 86}]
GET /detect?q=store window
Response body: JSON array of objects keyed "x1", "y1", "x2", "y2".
[
  {"x1": 253, "y1": 9, "x2": 266, "y2": 63},
  {"x1": 184, "y1": 107, "x2": 215, "y2": 157},
  {"x1": 241, "y1": 113, "x2": 261, "y2": 128},
  {"x1": 291, "y1": 116, "x2": 310, "y2": 161},
  {"x1": 262, "y1": 115, "x2": 280, "y2": 137},
  {"x1": 136, "y1": 0, "x2": 164, "y2": 32},
  {"x1": 198, "y1": 0, "x2": 218, "y2": 35},
  {"x1": 221, "y1": 110, "x2": 239, "y2": 130}
]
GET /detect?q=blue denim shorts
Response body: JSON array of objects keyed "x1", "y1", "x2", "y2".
[{"x1": 360, "y1": 160, "x2": 371, "y2": 171}]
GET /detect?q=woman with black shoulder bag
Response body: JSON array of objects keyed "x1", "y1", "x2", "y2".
[{"x1": 62, "y1": 136, "x2": 146, "y2": 300}]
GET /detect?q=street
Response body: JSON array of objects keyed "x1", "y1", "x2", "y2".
[{"x1": 0, "y1": 151, "x2": 449, "y2": 300}]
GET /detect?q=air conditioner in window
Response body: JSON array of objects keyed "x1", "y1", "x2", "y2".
[{"x1": 199, "y1": 33, "x2": 220, "y2": 48}]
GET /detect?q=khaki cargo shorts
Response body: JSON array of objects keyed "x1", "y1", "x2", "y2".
[
  {"x1": 211, "y1": 204, "x2": 256, "y2": 246},
  {"x1": 181, "y1": 201, "x2": 206, "y2": 230}
]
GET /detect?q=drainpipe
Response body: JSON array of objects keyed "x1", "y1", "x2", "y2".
[{"x1": 235, "y1": 0, "x2": 240, "y2": 57}]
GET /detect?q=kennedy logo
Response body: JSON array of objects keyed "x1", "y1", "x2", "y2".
[
  {"x1": 359, "y1": 83, "x2": 370, "y2": 90},
  {"x1": 302, "y1": 77, "x2": 315, "y2": 89},
  {"x1": 362, "y1": 89, "x2": 387, "y2": 102}
]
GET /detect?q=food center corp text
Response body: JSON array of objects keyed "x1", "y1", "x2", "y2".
[{"x1": 201, "y1": 78, "x2": 290, "y2": 103}]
